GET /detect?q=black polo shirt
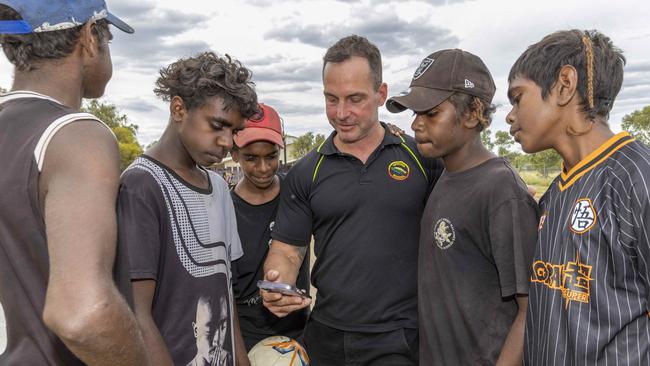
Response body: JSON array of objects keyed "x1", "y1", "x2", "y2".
[{"x1": 272, "y1": 123, "x2": 443, "y2": 332}]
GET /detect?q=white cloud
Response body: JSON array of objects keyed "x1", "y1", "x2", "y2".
[{"x1": 1, "y1": 0, "x2": 649, "y2": 145}]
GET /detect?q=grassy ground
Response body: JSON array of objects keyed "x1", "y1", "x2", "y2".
[{"x1": 518, "y1": 170, "x2": 559, "y2": 200}]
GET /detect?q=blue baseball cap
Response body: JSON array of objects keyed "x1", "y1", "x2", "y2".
[{"x1": 0, "y1": 0, "x2": 133, "y2": 34}]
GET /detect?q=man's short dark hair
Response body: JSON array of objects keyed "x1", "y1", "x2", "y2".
[
  {"x1": 0, "y1": 4, "x2": 111, "y2": 72},
  {"x1": 323, "y1": 35, "x2": 383, "y2": 90},
  {"x1": 154, "y1": 52, "x2": 259, "y2": 119},
  {"x1": 508, "y1": 29, "x2": 626, "y2": 119}
]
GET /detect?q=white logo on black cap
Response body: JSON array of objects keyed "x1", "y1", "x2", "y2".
[
  {"x1": 464, "y1": 79, "x2": 475, "y2": 88},
  {"x1": 413, "y1": 58, "x2": 434, "y2": 80}
]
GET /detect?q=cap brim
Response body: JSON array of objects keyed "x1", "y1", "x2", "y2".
[
  {"x1": 234, "y1": 128, "x2": 284, "y2": 148},
  {"x1": 106, "y1": 12, "x2": 134, "y2": 34},
  {"x1": 0, "y1": 20, "x2": 32, "y2": 34},
  {"x1": 386, "y1": 87, "x2": 454, "y2": 113}
]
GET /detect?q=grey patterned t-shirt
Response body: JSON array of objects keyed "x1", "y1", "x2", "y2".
[{"x1": 118, "y1": 155, "x2": 242, "y2": 366}]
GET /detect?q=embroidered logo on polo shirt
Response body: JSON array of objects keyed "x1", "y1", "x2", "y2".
[
  {"x1": 388, "y1": 160, "x2": 410, "y2": 181},
  {"x1": 434, "y1": 218, "x2": 455, "y2": 249},
  {"x1": 569, "y1": 198, "x2": 597, "y2": 234}
]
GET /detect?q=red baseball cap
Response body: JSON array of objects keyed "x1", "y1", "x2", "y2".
[{"x1": 233, "y1": 103, "x2": 284, "y2": 148}]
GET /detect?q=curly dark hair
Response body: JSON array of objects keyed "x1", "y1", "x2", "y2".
[
  {"x1": 0, "y1": 4, "x2": 111, "y2": 72},
  {"x1": 323, "y1": 35, "x2": 383, "y2": 90},
  {"x1": 447, "y1": 93, "x2": 496, "y2": 131},
  {"x1": 154, "y1": 52, "x2": 259, "y2": 118},
  {"x1": 508, "y1": 29, "x2": 625, "y2": 120}
]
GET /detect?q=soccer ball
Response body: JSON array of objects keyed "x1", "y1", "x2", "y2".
[{"x1": 248, "y1": 335, "x2": 310, "y2": 366}]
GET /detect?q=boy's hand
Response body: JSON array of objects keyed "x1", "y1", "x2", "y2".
[{"x1": 386, "y1": 122, "x2": 405, "y2": 136}]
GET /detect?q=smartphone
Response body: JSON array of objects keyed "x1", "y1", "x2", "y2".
[{"x1": 257, "y1": 280, "x2": 310, "y2": 298}]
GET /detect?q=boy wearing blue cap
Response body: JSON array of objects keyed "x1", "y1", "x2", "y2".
[{"x1": 0, "y1": 1, "x2": 147, "y2": 365}]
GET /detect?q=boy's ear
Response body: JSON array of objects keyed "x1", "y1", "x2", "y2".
[
  {"x1": 79, "y1": 19, "x2": 99, "y2": 58},
  {"x1": 462, "y1": 97, "x2": 482, "y2": 129},
  {"x1": 170, "y1": 96, "x2": 186, "y2": 123},
  {"x1": 555, "y1": 65, "x2": 579, "y2": 107},
  {"x1": 463, "y1": 112, "x2": 481, "y2": 129}
]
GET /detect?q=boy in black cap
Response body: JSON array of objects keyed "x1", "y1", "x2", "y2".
[
  {"x1": 387, "y1": 49, "x2": 539, "y2": 365},
  {"x1": 507, "y1": 30, "x2": 650, "y2": 365},
  {"x1": 0, "y1": 1, "x2": 147, "y2": 365}
]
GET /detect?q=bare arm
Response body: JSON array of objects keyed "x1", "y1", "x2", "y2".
[
  {"x1": 40, "y1": 121, "x2": 149, "y2": 365},
  {"x1": 496, "y1": 295, "x2": 528, "y2": 366},
  {"x1": 132, "y1": 280, "x2": 174, "y2": 366},
  {"x1": 261, "y1": 240, "x2": 311, "y2": 317},
  {"x1": 232, "y1": 305, "x2": 250, "y2": 366}
]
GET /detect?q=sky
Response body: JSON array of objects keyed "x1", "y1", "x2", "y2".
[{"x1": 1, "y1": 0, "x2": 649, "y2": 146}]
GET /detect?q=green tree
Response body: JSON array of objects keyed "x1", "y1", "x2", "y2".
[
  {"x1": 622, "y1": 105, "x2": 650, "y2": 145},
  {"x1": 494, "y1": 131, "x2": 514, "y2": 157},
  {"x1": 481, "y1": 128, "x2": 495, "y2": 152},
  {"x1": 515, "y1": 149, "x2": 562, "y2": 177},
  {"x1": 81, "y1": 99, "x2": 143, "y2": 170},
  {"x1": 291, "y1": 132, "x2": 326, "y2": 159}
]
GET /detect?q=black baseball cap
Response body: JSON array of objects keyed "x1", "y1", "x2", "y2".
[{"x1": 386, "y1": 49, "x2": 496, "y2": 113}]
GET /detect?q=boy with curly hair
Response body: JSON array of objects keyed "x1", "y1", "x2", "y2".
[
  {"x1": 386, "y1": 49, "x2": 539, "y2": 365},
  {"x1": 118, "y1": 52, "x2": 258, "y2": 366},
  {"x1": 507, "y1": 29, "x2": 650, "y2": 365}
]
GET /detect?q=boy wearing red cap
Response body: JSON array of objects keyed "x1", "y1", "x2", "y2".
[
  {"x1": 387, "y1": 49, "x2": 539, "y2": 365},
  {"x1": 230, "y1": 103, "x2": 309, "y2": 350}
]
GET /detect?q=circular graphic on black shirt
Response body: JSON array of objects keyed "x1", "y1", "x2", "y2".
[{"x1": 434, "y1": 218, "x2": 456, "y2": 249}]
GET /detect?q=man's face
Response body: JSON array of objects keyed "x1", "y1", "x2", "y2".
[
  {"x1": 178, "y1": 96, "x2": 245, "y2": 167},
  {"x1": 410, "y1": 100, "x2": 463, "y2": 159},
  {"x1": 506, "y1": 76, "x2": 562, "y2": 153},
  {"x1": 323, "y1": 56, "x2": 387, "y2": 144},
  {"x1": 231, "y1": 141, "x2": 280, "y2": 190}
]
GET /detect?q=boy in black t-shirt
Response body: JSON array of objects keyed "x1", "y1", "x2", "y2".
[
  {"x1": 230, "y1": 103, "x2": 309, "y2": 350},
  {"x1": 386, "y1": 49, "x2": 539, "y2": 365},
  {"x1": 119, "y1": 52, "x2": 258, "y2": 366},
  {"x1": 507, "y1": 30, "x2": 650, "y2": 365}
]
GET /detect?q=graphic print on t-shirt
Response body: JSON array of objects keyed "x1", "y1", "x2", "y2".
[
  {"x1": 434, "y1": 218, "x2": 456, "y2": 249},
  {"x1": 186, "y1": 293, "x2": 233, "y2": 366},
  {"x1": 134, "y1": 158, "x2": 231, "y2": 278}
]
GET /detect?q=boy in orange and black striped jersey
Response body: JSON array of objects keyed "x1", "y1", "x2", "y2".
[{"x1": 507, "y1": 29, "x2": 650, "y2": 365}]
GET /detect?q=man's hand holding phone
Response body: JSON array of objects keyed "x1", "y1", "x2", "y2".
[{"x1": 260, "y1": 269, "x2": 312, "y2": 318}]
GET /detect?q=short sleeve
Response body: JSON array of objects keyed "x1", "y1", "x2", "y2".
[
  {"x1": 223, "y1": 181, "x2": 243, "y2": 262},
  {"x1": 271, "y1": 159, "x2": 314, "y2": 246},
  {"x1": 117, "y1": 174, "x2": 164, "y2": 281},
  {"x1": 488, "y1": 196, "x2": 539, "y2": 297}
]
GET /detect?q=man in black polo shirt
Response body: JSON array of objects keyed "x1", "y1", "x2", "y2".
[{"x1": 261, "y1": 35, "x2": 442, "y2": 365}]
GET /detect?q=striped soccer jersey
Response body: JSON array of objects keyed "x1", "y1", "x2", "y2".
[{"x1": 525, "y1": 132, "x2": 650, "y2": 365}]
